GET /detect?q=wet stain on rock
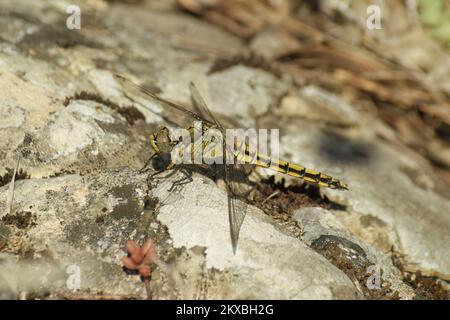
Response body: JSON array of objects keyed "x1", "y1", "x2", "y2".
[
  {"x1": 312, "y1": 235, "x2": 368, "y2": 269},
  {"x1": 311, "y1": 235, "x2": 399, "y2": 299}
]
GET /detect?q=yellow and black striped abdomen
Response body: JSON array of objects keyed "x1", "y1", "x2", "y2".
[{"x1": 239, "y1": 147, "x2": 348, "y2": 191}]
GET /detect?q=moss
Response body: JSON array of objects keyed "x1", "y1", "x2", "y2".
[
  {"x1": 403, "y1": 271, "x2": 450, "y2": 300},
  {"x1": 64, "y1": 91, "x2": 145, "y2": 125},
  {"x1": 0, "y1": 167, "x2": 30, "y2": 187},
  {"x1": 252, "y1": 175, "x2": 345, "y2": 218},
  {"x1": 2, "y1": 211, "x2": 37, "y2": 229},
  {"x1": 0, "y1": 223, "x2": 11, "y2": 251},
  {"x1": 392, "y1": 249, "x2": 450, "y2": 299}
]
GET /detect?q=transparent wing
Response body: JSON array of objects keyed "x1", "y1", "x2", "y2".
[
  {"x1": 189, "y1": 82, "x2": 223, "y2": 130},
  {"x1": 188, "y1": 82, "x2": 250, "y2": 253},
  {"x1": 115, "y1": 74, "x2": 214, "y2": 126},
  {"x1": 202, "y1": 130, "x2": 252, "y2": 253},
  {"x1": 225, "y1": 164, "x2": 252, "y2": 253}
]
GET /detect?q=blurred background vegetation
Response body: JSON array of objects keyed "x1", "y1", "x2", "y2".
[{"x1": 419, "y1": 0, "x2": 450, "y2": 49}]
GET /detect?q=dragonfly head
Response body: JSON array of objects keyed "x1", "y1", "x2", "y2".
[{"x1": 152, "y1": 153, "x2": 172, "y2": 171}]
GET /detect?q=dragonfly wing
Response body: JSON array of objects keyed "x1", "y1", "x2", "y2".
[
  {"x1": 115, "y1": 74, "x2": 213, "y2": 125},
  {"x1": 224, "y1": 163, "x2": 252, "y2": 254},
  {"x1": 189, "y1": 82, "x2": 224, "y2": 130},
  {"x1": 187, "y1": 89, "x2": 249, "y2": 253},
  {"x1": 202, "y1": 133, "x2": 251, "y2": 254}
]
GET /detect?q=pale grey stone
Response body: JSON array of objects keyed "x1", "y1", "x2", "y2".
[{"x1": 0, "y1": 0, "x2": 448, "y2": 300}]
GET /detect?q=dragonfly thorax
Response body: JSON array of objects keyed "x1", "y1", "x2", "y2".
[
  {"x1": 150, "y1": 126, "x2": 176, "y2": 154},
  {"x1": 150, "y1": 126, "x2": 179, "y2": 171}
]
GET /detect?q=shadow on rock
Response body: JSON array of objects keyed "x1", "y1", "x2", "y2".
[{"x1": 317, "y1": 130, "x2": 374, "y2": 166}]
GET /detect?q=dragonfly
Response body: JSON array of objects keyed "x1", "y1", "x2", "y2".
[{"x1": 115, "y1": 74, "x2": 348, "y2": 253}]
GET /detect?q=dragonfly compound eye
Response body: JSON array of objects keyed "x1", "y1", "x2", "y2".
[{"x1": 152, "y1": 153, "x2": 172, "y2": 171}]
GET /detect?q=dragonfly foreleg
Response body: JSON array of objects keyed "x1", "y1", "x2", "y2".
[
  {"x1": 139, "y1": 153, "x2": 157, "y2": 173},
  {"x1": 167, "y1": 167, "x2": 193, "y2": 192}
]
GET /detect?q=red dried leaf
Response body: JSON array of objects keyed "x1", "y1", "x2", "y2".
[
  {"x1": 138, "y1": 265, "x2": 151, "y2": 278},
  {"x1": 125, "y1": 240, "x2": 144, "y2": 264},
  {"x1": 122, "y1": 256, "x2": 138, "y2": 270}
]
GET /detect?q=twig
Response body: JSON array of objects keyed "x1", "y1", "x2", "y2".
[
  {"x1": 144, "y1": 278, "x2": 152, "y2": 300},
  {"x1": 6, "y1": 159, "x2": 20, "y2": 216},
  {"x1": 62, "y1": 293, "x2": 140, "y2": 300},
  {"x1": 262, "y1": 190, "x2": 280, "y2": 204}
]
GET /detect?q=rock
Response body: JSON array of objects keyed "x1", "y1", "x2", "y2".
[
  {"x1": 249, "y1": 27, "x2": 302, "y2": 60},
  {"x1": 153, "y1": 172, "x2": 359, "y2": 299},
  {"x1": 0, "y1": 71, "x2": 151, "y2": 178},
  {"x1": 263, "y1": 104, "x2": 450, "y2": 281},
  {"x1": 0, "y1": 168, "x2": 153, "y2": 299},
  {"x1": 0, "y1": 0, "x2": 449, "y2": 300},
  {"x1": 275, "y1": 86, "x2": 361, "y2": 127},
  {"x1": 1, "y1": 0, "x2": 355, "y2": 298},
  {"x1": 0, "y1": 168, "x2": 359, "y2": 299},
  {"x1": 294, "y1": 207, "x2": 414, "y2": 299}
]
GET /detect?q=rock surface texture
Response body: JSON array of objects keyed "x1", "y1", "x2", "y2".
[{"x1": 0, "y1": 0, "x2": 449, "y2": 299}]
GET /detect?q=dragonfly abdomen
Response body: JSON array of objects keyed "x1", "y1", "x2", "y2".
[{"x1": 238, "y1": 147, "x2": 348, "y2": 190}]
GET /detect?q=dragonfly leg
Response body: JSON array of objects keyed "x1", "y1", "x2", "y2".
[
  {"x1": 151, "y1": 168, "x2": 176, "y2": 179},
  {"x1": 139, "y1": 153, "x2": 157, "y2": 173},
  {"x1": 168, "y1": 167, "x2": 193, "y2": 192},
  {"x1": 146, "y1": 167, "x2": 179, "y2": 189}
]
